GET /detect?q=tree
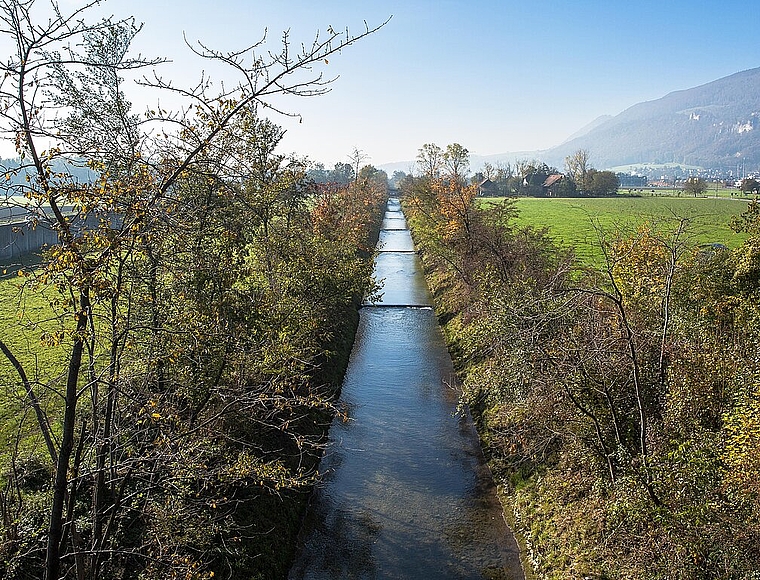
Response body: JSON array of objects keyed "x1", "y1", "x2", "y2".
[
  {"x1": 331, "y1": 161, "x2": 355, "y2": 184},
  {"x1": 520, "y1": 162, "x2": 552, "y2": 196},
  {"x1": 683, "y1": 176, "x2": 707, "y2": 197},
  {"x1": 482, "y1": 162, "x2": 496, "y2": 181},
  {"x1": 416, "y1": 143, "x2": 443, "y2": 179},
  {"x1": 565, "y1": 149, "x2": 591, "y2": 192},
  {"x1": 358, "y1": 164, "x2": 388, "y2": 190},
  {"x1": 552, "y1": 176, "x2": 578, "y2": 197},
  {"x1": 348, "y1": 147, "x2": 368, "y2": 184},
  {"x1": 586, "y1": 169, "x2": 619, "y2": 196},
  {"x1": 740, "y1": 178, "x2": 760, "y2": 195},
  {"x1": 492, "y1": 161, "x2": 516, "y2": 196},
  {"x1": 0, "y1": 2, "x2": 387, "y2": 577},
  {"x1": 515, "y1": 159, "x2": 534, "y2": 179},
  {"x1": 0, "y1": 8, "x2": 163, "y2": 578},
  {"x1": 306, "y1": 161, "x2": 330, "y2": 182},
  {"x1": 405, "y1": 164, "x2": 760, "y2": 577},
  {"x1": 443, "y1": 142, "x2": 470, "y2": 184},
  {"x1": 390, "y1": 170, "x2": 407, "y2": 189}
]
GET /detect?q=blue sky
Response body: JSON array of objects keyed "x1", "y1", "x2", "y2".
[{"x1": 18, "y1": 1, "x2": 760, "y2": 168}]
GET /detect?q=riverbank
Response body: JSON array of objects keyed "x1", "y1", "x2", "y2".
[
  {"x1": 0, "y1": 184, "x2": 388, "y2": 580},
  {"x1": 258, "y1": 192, "x2": 388, "y2": 580},
  {"x1": 402, "y1": 185, "x2": 760, "y2": 578},
  {"x1": 402, "y1": 198, "x2": 535, "y2": 579}
]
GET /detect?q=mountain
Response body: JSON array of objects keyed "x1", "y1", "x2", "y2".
[
  {"x1": 379, "y1": 68, "x2": 760, "y2": 176},
  {"x1": 542, "y1": 67, "x2": 760, "y2": 171},
  {"x1": 559, "y1": 115, "x2": 613, "y2": 144}
]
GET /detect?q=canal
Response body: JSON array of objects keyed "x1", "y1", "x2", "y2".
[{"x1": 288, "y1": 197, "x2": 524, "y2": 580}]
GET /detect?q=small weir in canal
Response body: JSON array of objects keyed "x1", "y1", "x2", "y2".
[{"x1": 288, "y1": 197, "x2": 524, "y2": 580}]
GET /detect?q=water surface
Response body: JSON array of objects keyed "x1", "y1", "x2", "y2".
[{"x1": 289, "y1": 198, "x2": 524, "y2": 580}]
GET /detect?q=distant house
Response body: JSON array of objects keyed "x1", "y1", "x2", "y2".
[
  {"x1": 542, "y1": 174, "x2": 564, "y2": 196},
  {"x1": 477, "y1": 178, "x2": 498, "y2": 197}
]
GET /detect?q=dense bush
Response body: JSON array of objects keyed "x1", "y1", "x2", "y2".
[{"x1": 403, "y1": 172, "x2": 760, "y2": 579}]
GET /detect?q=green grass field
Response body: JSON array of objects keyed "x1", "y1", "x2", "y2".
[
  {"x1": 620, "y1": 185, "x2": 749, "y2": 199},
  {"x1": 483, "y1": 196, "x2": 751, "y2": 267},
  {"x1": 0, "y1": 275, "x2": 68, "y2": 458}
]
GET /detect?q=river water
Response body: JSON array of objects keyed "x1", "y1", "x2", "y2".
[{"x1": 288, "y1": 198, "x2": 524, "y2": 580}]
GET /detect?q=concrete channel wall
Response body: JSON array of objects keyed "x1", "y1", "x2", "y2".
[
  {"x1": 0, "y1": 219, "x2": 60, "y2": 260},
  {"x1": 0, "y1": 202, "x2": 99, "y2": 260}
]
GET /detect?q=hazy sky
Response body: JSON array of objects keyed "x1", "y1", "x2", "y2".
[{"x1": 10, "y1": 0, "x2": 760, "y2": 168}]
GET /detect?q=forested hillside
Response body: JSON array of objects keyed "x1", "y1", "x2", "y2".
[
  {"x1": 402, "y1": 153, "x2": 760, "y2": 578},
  {"x1": 0, "y1": 3, "x2": 386, "y2": 579},
  {"x1": 545, "y1": 67, "x2": 760, "y2": 170}
]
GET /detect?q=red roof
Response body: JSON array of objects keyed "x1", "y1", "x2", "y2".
[{"x1": 542, "y1": 174, "x2": 563, "y2": 187}]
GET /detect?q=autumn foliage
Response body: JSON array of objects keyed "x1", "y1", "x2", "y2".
[
  {"x1": 403, "y1": 164, "x2": 760, "y2": 578},
  {"x1": 0, "y1": 3, "x2": 387, "y2": 579}
]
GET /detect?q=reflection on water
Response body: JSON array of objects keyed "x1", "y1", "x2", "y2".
[
  {"x1": 378, "y1": 228, "x2": 415, "y2": 253},
  {"x1": 363, "y1": 252, "x2": 430, "y2": 307},
  {"x1": 381, "y1": 213, "x2": 407, "y2": 230},
  {"x1": 289, "y1": 199, "x2": 524, "y2": 580}
]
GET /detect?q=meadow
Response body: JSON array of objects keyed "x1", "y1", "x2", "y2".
[
  {"x1": 491, "y1": 195, "x2": 751, "y2": 267},
  {"x1": 0, "y1": 273, "x2": 69, "y2": 463}
]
